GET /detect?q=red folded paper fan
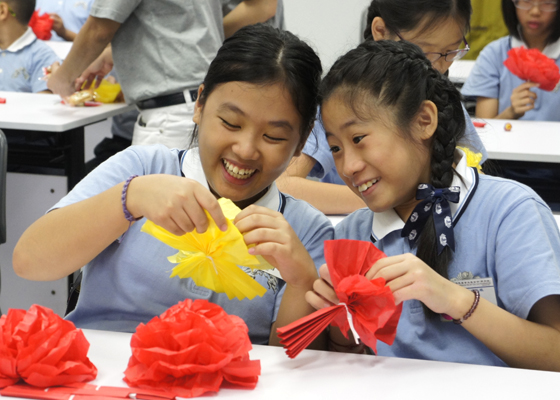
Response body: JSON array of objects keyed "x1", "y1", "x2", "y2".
[
  {"x1": 28, "y1": 10, "x2": 53, "y2": 41},
  {"x1": 123, "y1": 299, "x2": 261, "y2": 398},
  {"x1": 0, "y1": 304, "x2": 97, "y2": 388},
  {"x1": 277, "y1": 239, "x2": 402, "y2": 358},
  {"x1": 504, "y1": 46, "x2": 560, "y2": 91}
]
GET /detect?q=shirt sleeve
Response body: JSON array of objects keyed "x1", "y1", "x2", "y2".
[
  {"x1": 461, "y1": 39, "x2": 504, "y2": 99},
  {"x1": 302, "y1": 117, "x2": 337, "y2": 180},
  {"x1": 30, "y1": 44, "x2": 60, "y2": 93},
  {"x1": 90, "y1": 0, "x2": 142, "y2": 23}
]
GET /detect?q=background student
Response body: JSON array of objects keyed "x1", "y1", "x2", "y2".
[
  {"x1": 462, "y1": 0, "x2": 560, "y2": 121},
  {"x1": 35, "y1": 0, "x2": 94, "y2": 41},
  {"x1": 307, "y1": 39, "x2": 560, "y2": 371},
  {"x1": 14, "y1": 24, "x2": 332, "y2": 346},
  {"x1": 277, "y1": 0, "x2": 487, "y2": 215}
]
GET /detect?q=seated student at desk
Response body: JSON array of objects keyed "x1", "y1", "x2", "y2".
[
  {"x1": 0, "y1": 0, "x2": 59, "y2": 93},
  {"x1": 462, "y1": 0, "x2": 560, "y2": 121},
  {"x1": 277, "y1": 0, "x2": 487, "y2": 215},
  {"x1": 35, "y1": 0, "x2": 94, "y2": 42}
]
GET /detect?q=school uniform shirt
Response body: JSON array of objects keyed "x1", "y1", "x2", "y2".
[
  {"x1": 35, "y1": 0, "x2": 94, "y2": 41},
  {"x1": 461, "y1": 35, "x2": 560, "y2": 121},
  {"x1": 52, "y1": 145, "x2": 333, "y2": 344},
  {"x1": 335, "y1": 149, "x2": 560, "y2": 367},
  {"x1": 0, "y1": 28, "x2": 60, "y2": 92},
  {"x1": 303, "y1": 107, "x2": 488, "y2": 184}
]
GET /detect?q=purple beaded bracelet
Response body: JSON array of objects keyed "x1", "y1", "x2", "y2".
[
  {"x1": 121, "y1": 175, "x2": 142, "y2": 224},
  {"x1": 453, "y1": 289, "x2": 480, "y2": 325}
]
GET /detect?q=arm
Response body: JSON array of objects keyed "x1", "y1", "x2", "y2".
[
  {"x1": 49, "y1": 13, "x2": 77, "y2": 41},
  {"x1": 475, "y1": 82, "x2": 539, "y2": 119},
  {"x1": 223, "y1": 0, "x2": 277, "y2": 38},
  {"x1": 47, "y1": 16, "x2": 120, "y2": 96},
  {"x1": 276, "y1": 154, "x2": 366, "y2": 214},
  {"x1": 13, "y1": 174, "x2": 227, "y2": 282}
]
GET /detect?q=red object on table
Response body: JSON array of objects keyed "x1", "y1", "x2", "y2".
[
  {"x1": 504, "y1": 46, "x2": 560, "y2": 91},
  {"x1": 277, "y1": 239, "x2": 402, "y2": 358},
  {"x1": 0, "y1": 98, "x2": 6, "y2": 104},
  {"x1": 123, "y1": 299, "x2": 261, "y2": 398},
  {"x1": 0, "y1": 305, "x2": 97, "y2": 389},
  {"x1": 473, "y1": 121, "x2": 486, "y2": 128},
  {"x1": 28, "y1": 10, "x2": 53, "y2": 41}
]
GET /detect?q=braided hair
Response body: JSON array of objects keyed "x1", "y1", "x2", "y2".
[{"x1": 320, "y1": 40, "x2": 465, "y2": 306}]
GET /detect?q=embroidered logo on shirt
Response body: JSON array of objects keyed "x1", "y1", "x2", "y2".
[
  {"x1": 12, "y1": 68, "x2": 30, "y2": 80},
  {"x1": 450, "y1": 271, "x2": 481, "y2": 282},
  {"x1": 74, "y1": 1, "x2": 88, "y2": 9}
]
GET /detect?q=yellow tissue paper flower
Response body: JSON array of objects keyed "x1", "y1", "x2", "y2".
[
  {"x1": 141, "y1": 198, "x2": 274, "y2": 300},
  {"x1": 457, "y1": 146, "x2": 483, "y2": 172}
]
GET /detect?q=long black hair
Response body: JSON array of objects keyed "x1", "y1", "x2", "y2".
[
  {"x1": 502, "y1": 0, "x2": 560, "y2": 45},
  {"x1": 193, "y1": 23, "x2": 322, "y2": 147},
  {"x1": 320, "y1": 40, "x2": 466, "y2": 312},
  {"x1": 363, "y1": 0, "x2": 472, "y2": 41}
]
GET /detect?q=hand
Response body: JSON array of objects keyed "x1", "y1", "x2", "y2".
[
  {"x1": 305, "y1": 264, "x2": 340, "y2": 310},
  {"x1": 366, "y1": 253, "x2": 471, "y2": 317},
  {"x1": 75, "y1": 46, "x2": 114, "y2": 92},
  {"x1": 509, "y1": 81, "x2": 539, "y2": 119},
  {"x1": 125, "y1": 175, "x2": 228, "y2": 236},
  {"x1": 234, "y1": 205, "x2": 317, "y2": 289},
  {"x1": 49, "y1": 13, "x2": 66, "y2": 38}
]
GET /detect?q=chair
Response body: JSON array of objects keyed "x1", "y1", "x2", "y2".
[{"x1": 0, "y1": 130, "x2": 7, "y2": 314}]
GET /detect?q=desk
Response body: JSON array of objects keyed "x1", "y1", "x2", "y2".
[
  {"x1": 0, "y1": 91, "x2": 134, "y2": 190},
  {"x1": 2, "y1": 328, "x2": 557, "y2": 400},
  {"x1": 448, "y1": 60, "x2": 475, "y2": 84},
  {"x1": 45, "y1": 41, "x2": 72, "y2": 60}
]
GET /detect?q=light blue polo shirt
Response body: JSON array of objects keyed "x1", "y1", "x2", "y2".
[
  {"x1": 35, "y1": 0, "x2": 94, "y2": 41},
  {"x1": 335, "y1": 150, "x2": 560, "y2": 366},
  {"x1": 462, "y1": 36, "x2": 560, "y2": 121},
  {"x1": 304, "y1": 106, "x2": 488, "y2": 185},
  {"x1": 0, "y1": 28, "x2": 60, "y2": 92},
  {"x1": 52, "y1": 145, "x2": 333, "y2": 344}
]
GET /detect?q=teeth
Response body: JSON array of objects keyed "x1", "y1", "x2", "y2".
[
  {"x1": 358, "y1": 178, "x2": 379, "y2": 193},
  {"x1": 223, "y1": 160, "x2": 256, "y2": 180}
]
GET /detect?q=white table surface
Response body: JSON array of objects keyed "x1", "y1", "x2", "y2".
[
  {"x1": 45, "y1": 41, "x2": 73, "y2": 60},
  {"x1": 0, "y1": 91, "x2": 134, "y2": 132},
  {"x1": 448, "y1": 59, "x2": 475, "y2": 84},
  {"x1": 3, "y1": 328, "x2": 557, "y2": 400},
  {"x1": 476, "y1": 118, "x2": 560, "y2": 163}
]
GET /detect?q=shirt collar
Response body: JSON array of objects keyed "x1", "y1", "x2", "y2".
[
  {"x1": 371, "y1": 148, "x2": 478, "y2": 241},
  {"x1": 180, "y1": 147, "x2": 282, "y2": 212},
  {"x1": 6, "y1": 28, "x2": 37, "y2": 53},
  {"x1": 511, "y1": 33, "x2": 560, "y2": 59}
]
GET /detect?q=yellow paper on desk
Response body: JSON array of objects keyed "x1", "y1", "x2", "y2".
[{"x1": 141, "y1": 198, "x2": 273, "y2": 300}]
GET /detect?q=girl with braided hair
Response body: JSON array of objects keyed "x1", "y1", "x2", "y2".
[{"x1": 306, "y1": 39, "x2": 560, "y2": 370}]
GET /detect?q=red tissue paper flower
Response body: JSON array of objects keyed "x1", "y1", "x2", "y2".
[
  {"x1": 277, "y1": 239, "x2": 402, "y2": 358},
  {"x1": 504, "y1": 46, "x2": 560, "y2": 91},
  {"x1": 28, "y1": 10, "x2": 53, "y2": 41},
  {"x1": 0, "y1": 305, "x2": 97, "y2": 389},
  {"x1": 123, "y1": 299, "x2": 261, "y2": 398}
]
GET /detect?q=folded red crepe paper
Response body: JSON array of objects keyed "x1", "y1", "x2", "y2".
[
  {"x1": 28, "y1": 10, "x2": 53, "y2": 41},
  {"x1": 0, "y1": 305, "x2": 97, "y2": 389},
  {"x1": 123, "y1": 299, "x2": 260, "y2": 398},
  {"x1": 504, "y1": 46, "x2": 560, "y2": 91},
  {"x1": 277, "y1": 239, "x2": 402, "y2": 358}
]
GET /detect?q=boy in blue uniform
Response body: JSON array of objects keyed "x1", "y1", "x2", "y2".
[
  {"x1": 0, "y1": 0, "x2": 59, "y2": 93},
  {"x1": 35, "y1": 0, "x2": 94, "y2": 41}
]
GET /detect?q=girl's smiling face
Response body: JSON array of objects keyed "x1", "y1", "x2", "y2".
[
  {"x1": 194, "y1": 81, "x2": 303, "y2": 209},
  {"x1": 322, "y1": 92, "x2": 434, "y2": 220}
]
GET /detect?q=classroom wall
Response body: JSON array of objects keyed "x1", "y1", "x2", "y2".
[{"x1": 284, "y1": 0, "x2": 371, "y2": 72}]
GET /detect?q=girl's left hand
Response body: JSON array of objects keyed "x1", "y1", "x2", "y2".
[
  {"x1": 234, "y1": 205, "x2": 317, "y2": 289},
  {"x1": 366, "y1": 253, "x2": 471, "y2": 317}
]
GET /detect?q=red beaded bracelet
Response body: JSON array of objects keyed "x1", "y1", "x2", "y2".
[{"x1": 453, "y1": 289, "x2": 480, "y2": 325}]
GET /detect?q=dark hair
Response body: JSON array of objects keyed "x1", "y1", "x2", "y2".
[
  {"x1": 192, "y1": 23, "x2": 322, "y2": 147},
  {"x1": 502, "y1": 0, "x2": 560, "y2": 45},
  {"x1": 363, "y1": 0, "x2": 472, "y2": 41},
  {"x1": 6, "y1": 0, "x2": 36, "y2": 25},
  {"x1": 320, "y1": 40, "x2": 466, "y2": 313}
]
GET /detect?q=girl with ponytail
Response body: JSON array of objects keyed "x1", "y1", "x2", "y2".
[{"x1": 306, "y1": 39, "x2": 560, "y2": 371}]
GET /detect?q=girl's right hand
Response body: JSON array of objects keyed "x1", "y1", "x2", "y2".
[
  {"x1": 305, "y1": 263, "x2": 340, "y2": 310},
  {"x1": 509, "y1": 82, "x2": 539, "y2": 118},
  {"x1": 125, "y1": 174, "x2": 228, "y2": 236}
]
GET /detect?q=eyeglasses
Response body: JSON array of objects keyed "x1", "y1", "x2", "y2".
[
  {"x1": 394, "y1": 31, "x2": 470, "y2": 63},
  {"x1": 512, "y1": 0, "x2": 558, "y2": 12}
]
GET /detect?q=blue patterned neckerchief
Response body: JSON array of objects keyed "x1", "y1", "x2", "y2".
[{"x1": 401, "y1": 184, "x2": 460, "y2": 254}]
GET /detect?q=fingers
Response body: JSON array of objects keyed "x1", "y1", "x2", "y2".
[
  {"x1": 194, "y1": 189, "x2": 227, "y2": 232},
  {"x1": 305, "y1": 289, "x2": 334, "y2": 311},
  {"x1": 305, "y1": 276, "x2": 339, "y2": 310},
  {"x1": 318, "y1": 263, "x2": 332, "y2": 285}
]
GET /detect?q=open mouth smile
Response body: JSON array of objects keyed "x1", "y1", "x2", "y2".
[{"x1": 222, "y1": 159, "x2": 257, "y2": 180}]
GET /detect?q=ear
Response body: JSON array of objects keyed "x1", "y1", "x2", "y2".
[
  {"x1": 371, "y1": 17, "x2": 393, "y2": 41},
  {"x1": 192, "y1": 84, "x2": 205, "y2": 125},
  {"x1": 0, "y1": 3, "x2": 9, "y2": 20},
  {"x1": 414, "y1": 100, "x2": 438, "y2": 141}
]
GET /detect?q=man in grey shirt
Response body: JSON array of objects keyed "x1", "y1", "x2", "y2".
[{"x1": 47, "y1": 0, "x2": 278, "y2": 149}]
